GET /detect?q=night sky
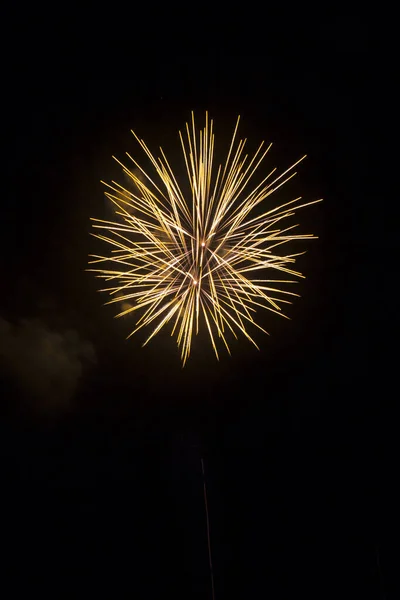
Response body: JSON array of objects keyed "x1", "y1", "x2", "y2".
[{"x1": 1, "y1": 10, "x2": 393, "y2": 599}]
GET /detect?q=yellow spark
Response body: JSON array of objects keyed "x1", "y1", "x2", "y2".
[{"x1": 89, "y1": 113, "x2": 322, "y2": 364}]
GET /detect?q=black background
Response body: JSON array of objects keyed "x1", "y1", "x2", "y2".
[{"x1": 1, "y1": 9, "x2": 394, "y2": 599}]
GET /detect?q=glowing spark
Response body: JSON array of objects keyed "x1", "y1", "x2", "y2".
[{"x1": 89, "y1": 113, "x2": 322, "y2": 365}]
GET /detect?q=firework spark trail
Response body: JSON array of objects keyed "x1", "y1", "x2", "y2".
[
  {"x1": 89, "y1": 113, "x2": 322, "y2": 364},
  {"x1": 201, "y1": 458, "x2": 215, "y2": 600}
]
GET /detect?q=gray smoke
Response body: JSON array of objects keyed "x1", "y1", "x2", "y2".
[{"x1": 0, "y1": 317, "x2": 96, "y2": 411}]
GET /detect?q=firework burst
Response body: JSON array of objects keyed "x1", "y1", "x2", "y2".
[{"x1": 89, "y1": 113, "x2": 322, "y2": 365}]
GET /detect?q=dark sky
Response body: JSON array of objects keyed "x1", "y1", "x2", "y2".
[{"x1": 1, "y1": 10, "x2": 394, "y2": 599}]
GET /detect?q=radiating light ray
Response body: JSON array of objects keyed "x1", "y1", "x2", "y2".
[{"x1": 89, "y1": 113, "x2": 322, "y2": 364}]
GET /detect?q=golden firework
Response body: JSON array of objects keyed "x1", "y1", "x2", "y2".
[{"x1": 89, "y1": 113, "x2": 322, "y2": 364}]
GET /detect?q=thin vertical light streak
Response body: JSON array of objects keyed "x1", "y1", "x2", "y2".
[{"x1": 201, "y1": 458, "x2": 215, "y2": 600}]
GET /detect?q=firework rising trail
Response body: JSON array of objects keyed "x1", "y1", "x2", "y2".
[{"x1": 89, "y1": 113, "x2": 322, "y2": 365}]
